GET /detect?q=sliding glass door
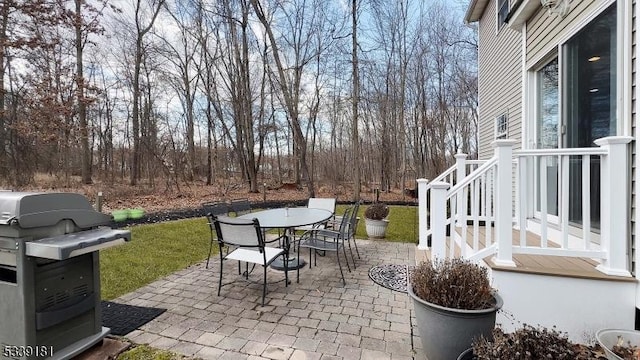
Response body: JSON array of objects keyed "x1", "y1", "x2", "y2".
[
  {"x1": 563, "y1": 3, "x2": 616, "y2": 229},
  {"x1": 532, "y1": 3, "x2": 617, "y2": 230}
]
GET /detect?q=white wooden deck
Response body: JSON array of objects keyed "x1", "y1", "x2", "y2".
[{"x1": 415, "y1": 226, "x2": 634, "y2": 282}]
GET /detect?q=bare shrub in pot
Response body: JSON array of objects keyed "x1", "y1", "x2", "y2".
[
  {"x1": 408, "y1": 258, "x2": 502, "y2": 360},
  {"x1": 364, "y1": 202, "x2": 389, "y2": 220},
  {"x1": 364, "y1": 202, "x2": 389, "y2": 238},
  {"x1": 411, "y1": 258, "x2": 493, "y2": 310},
  {"x1": 469, "y1": 325, "x2": 606, "y2": 360}
]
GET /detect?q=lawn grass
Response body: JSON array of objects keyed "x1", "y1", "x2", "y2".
[
  {"x1": 336, "y1": 204, "x2": 418, "y2": 243},
  {"x1": 117, "y1": 345, "x2": 186, "y2": 360},
  {"x1": 100, "y1": 217, "x2": 212, "y2": 300}
]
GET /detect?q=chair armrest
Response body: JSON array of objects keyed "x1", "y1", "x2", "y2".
[
  {"x1": 264, "y1": 232, "x2": 287, "y2": 244},
  {"x1": 299, "y1": 228, "x2": 340, "y2": 240}
]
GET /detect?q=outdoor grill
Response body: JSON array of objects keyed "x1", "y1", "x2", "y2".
[{"x1": 0, "y1": 192, "x2": 131, "y2": 360}]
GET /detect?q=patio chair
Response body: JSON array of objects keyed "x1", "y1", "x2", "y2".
[
  {"x1": 346, "y1": 201, "x2": 361, "y2": 262},
  {"x1": 296, "y1": 206, "x2": 354, "y2": 286},
  {"x1": 212, "y1": 215, "x2": 288, "y2": 306},
  {"x1": 293, "y1": 197, "x2": 336, "y2": 250},
  {"x1": 328, "y1": 201, "x2": 361, "y2": 266},
  {"x1": 229, "y1": 198, "x2": 252, "y2": 216},
  {"x1": 203, "y1": 202, "x2": 229, "y2": 269}
]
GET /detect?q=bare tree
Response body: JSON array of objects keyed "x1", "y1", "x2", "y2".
[
  {"x1": 130, "y1": 0, "x2": 164, "y2": 186},
  {"x1": 249, "y1": 0, "x2": 339, "y2": 197}
]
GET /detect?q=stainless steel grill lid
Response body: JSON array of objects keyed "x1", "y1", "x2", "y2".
[{"x1": 0, "y1": 192, "x2": 111, "y2": 228}]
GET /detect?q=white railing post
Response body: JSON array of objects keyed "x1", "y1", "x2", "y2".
[
  {"x1": 430, "y1": 181, "x2": 450, "y2": 261},
  {"x1": 492, "y1": 140, "x2": 518, "y2": 267},
  {"x1": 455, "y1": 152, "x2": 468, "y2": 226},
  {"x1": 417, "y1": 178, "x2": 430, "y2": 250},
  {"x1": 594, "y1": 136, "x2": 633, "y2": 277}
]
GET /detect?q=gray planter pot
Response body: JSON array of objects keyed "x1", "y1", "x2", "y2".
[
  {"x1": 457, "y1": 348, "x2": 475, "y2": 360},
  {"x1": 365, "y1": 218, "x2": 388, "y2": 238},
  {"x1": 596, "y1": 329, "x2": 640, "y2": 360},
  {"x1": 408, "y1": 282, "x2": 502, "y2": 360}
]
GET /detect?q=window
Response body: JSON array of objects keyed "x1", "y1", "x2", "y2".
[
  {"x1": 495, "y1": 113, "x2": 508, "y2": 139},
  {"x1": 497, "y1": 0, "x2": 509, "y2": 28},
  {"x1": 536, "y1": 58, "x2": 559, "y2": 149}
]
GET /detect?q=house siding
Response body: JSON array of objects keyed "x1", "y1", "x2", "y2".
[
  {"x1": 526, "y1": 0, "x2": 599, "y2": 64},
  {"x1": 477, "y1": 0, "x2": 523, "y2": 160},
  {"x1": 632, "y1": 0, "x2": 636, "y2": 276}
]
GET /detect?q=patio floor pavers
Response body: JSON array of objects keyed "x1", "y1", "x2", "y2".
[{"x1": 119, "y1": 239, "x2": 428, "y2": 359}]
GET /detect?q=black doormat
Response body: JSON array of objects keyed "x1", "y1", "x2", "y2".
[
  {"x1": 101, "y1": 301, "x2": 166, "y2": 336},
  {"x1": 368, "y1": 264, "x2": 410, "y2": 293}
]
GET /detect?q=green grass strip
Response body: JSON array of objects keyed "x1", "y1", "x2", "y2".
[
  {"x1": 337, "y1": 204, "x2": 418, "y2": 243},
  {"x1": 117, "y1": 345, "x2": 186, "y2": 360},
  {"x1": 100, "y1": 218, "x2": 212, "y2": 300}
]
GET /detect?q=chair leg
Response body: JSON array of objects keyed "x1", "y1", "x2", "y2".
[
  {"x1": 297, "y1": 242, "x2": 302, "y2": 283},
  {"x1": 347, "y1": 240, "x2": 357, "y2": 269},
  {"x1": 218, "y1": 256, "x2": 224, "y2": 297},
  {"x1": 342, "y1": 242, "x2": 351, "y2": 272},
  {"x1": 336, "y1": 246, "x2": 346, "y2": 286},
  {"x1": 206, "y1": 239, "x2": 214, "y2": 269},
  {"x1": 284, "y1": 254, "x2": 289, "y2": 287},
  {"x1": 262, "y1": 265, "x2": 267, "y2": 307},
  {"x1": 352, "y1": 237, "x2": 361, "y2": 259}
]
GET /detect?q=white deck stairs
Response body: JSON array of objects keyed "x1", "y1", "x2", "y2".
[{"x1": 415, "y1": 137, "x2": 638, "y2": 343}]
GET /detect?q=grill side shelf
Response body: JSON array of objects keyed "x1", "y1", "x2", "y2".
[{"x1": 25, "y1": 228, "x2": 131, "y2": 260}]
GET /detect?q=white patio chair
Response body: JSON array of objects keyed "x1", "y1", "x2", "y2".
[
  {"x1": 292, "y1": 198, "x2": 336, "y2": 251},
  {"x1": 213, "y1": 215, "x2": 288, "y2": 306},
  {"x1": 298, "y1": 198, "x2": 336, "y2": 229}
]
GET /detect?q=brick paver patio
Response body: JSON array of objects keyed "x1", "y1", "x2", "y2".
[{"x1": 118, "y1": 239, "x2": 426, "y2": 359}]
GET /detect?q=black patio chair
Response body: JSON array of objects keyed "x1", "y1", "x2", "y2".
[
  {"x1": 346, "y1": 201, "x2": 361, "y2": 263},
  {"x1": 327, "y1": 201, "x2": 361, "y2": 268},
  {"x1": 202, "y1": 201, "x2": 230, "y2": 269},
  {"x1": 296, "y1": 206, "x2": 354, "y2": 286},
  {"x1": 213, "y1": 215, "x2": 288, "y2": 306},
  {"x1": 229, "y1": 198, "x2": 252, "y2": 216}
]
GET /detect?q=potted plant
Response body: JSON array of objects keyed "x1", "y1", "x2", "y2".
[
  {"x1": 596, "y1": 329, "x2": 640, "y2": 360},
  {"x1": 408, "y1": 258, "x2": 502, "y2": 360},
  {"x1": 461, "y1": 325, "x2": 608, "y2": 360},
  {"x1": 364, "y1": 202, "x2": 389, "y2": 238}
]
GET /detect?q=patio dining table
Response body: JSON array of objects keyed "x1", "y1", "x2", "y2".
[{"x1": 238, "y1": 207, "x2": 333, "y2": 271}]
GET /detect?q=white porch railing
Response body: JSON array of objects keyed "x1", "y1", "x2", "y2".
[
  {"x1": 416, "y1": 154, "x2": 486, "y2": 250},
  {"x1": 418, "y1": 136, "x2": 633, "y2": 277}
]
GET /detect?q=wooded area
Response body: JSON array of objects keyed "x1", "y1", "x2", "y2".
[{"x1": 0, "y1": 0, "x2": 477, "y2": 198}]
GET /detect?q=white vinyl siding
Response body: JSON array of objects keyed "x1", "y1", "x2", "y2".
[
  {"x1": 478, "y1": 0, "x2": 523, "y2": 159},
  {"x1": 632, "y1": 0, "x2": 636, "y2": 275},
  {"x1": 526, "y1": 0, "x2": 600, "y2": 64}
]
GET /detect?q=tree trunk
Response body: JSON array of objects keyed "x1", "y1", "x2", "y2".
[
  {"x1": 351, "y1": 0, "x2": 360, "y2": 201},
  {"x1": 75, "y1": 0, "x2": 92, "y2": 184}
]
